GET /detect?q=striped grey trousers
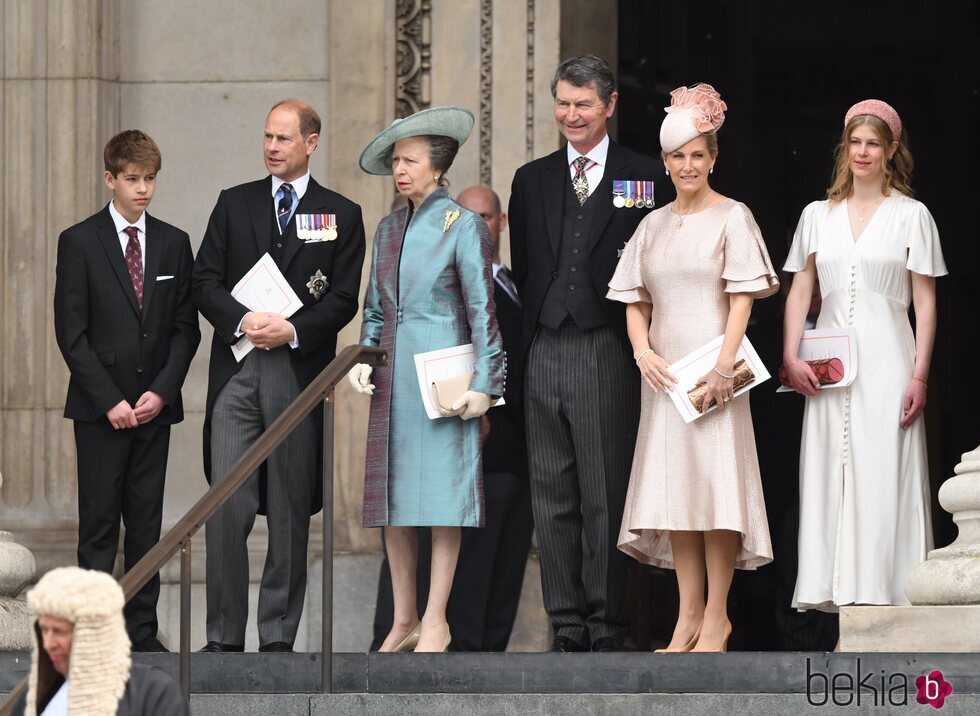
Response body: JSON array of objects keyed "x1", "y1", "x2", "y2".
[
  {"x1": 525, "y1": 322, "x2": 639, "y2": 646},
  {"x1": 205, "y1": 347, "x2": 317, "y2": 647}
]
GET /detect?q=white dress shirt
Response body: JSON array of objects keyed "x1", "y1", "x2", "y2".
[
  {"x1": 565, "y1": 134, "x2": 609, "y2": 198},
  {"x1": 108, "y1": 200, "x2": 146, "y2": 271},
  {"x1": 40, "y1": 679, "x2": 68, "y2": 715}
]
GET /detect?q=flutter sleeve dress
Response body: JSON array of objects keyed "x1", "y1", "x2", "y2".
[
  {"x1": 607, "y1": 197, "x2": 778, "y2": 569},
  {"x1": 785, "y1": 193, "x2": 947, "y2": 610}
]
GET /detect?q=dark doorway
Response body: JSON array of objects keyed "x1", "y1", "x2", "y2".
[{"x1": 615, "y1": 0, "x2": 980, "y2": 650}]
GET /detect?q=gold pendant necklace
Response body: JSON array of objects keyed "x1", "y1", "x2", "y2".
[
  {"x1": 673, "y1": 193, "x2": 711, "y2": 228},
  {"x1": 853, "y1": 196, "x2": 884, "y2": 223}
]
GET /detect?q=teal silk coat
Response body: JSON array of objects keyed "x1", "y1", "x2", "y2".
[{"x1": 359, "y1": 187, "x2": 505, "y2": 527}]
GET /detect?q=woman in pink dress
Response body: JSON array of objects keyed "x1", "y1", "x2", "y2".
[{"x1": 608, "y1": 85, "x2": 778, "y2": 652}]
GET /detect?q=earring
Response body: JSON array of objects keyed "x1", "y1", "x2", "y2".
[
  {"x1": 434, "y1": 175, "x2": 441, "y2": 183},
  {"x1": 709, "y1": 167, "x2": 714, "y2": 174},
  {"x1": 665, "y1": 169, "x2": 670, "y2": 176}
]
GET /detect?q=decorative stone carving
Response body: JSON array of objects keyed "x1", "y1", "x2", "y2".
[
  {"x1": 479, "y1": 0, "x2": 493, "y2": 185},
  {"x1": 395, "y1": 0, "x2": 432, "y2": 117},
  {"x1": 526, "y1": 0, "x2": 536, "y2": 161},
  {"x1": 906, "y1": 443, "x2": 980, "y2": 604},
  {"x1": 0, "y1": 529, "x2": 37, "y2": 650}
]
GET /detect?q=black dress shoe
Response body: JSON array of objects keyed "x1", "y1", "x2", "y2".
[
  {"x1": 549, "y1": 635, "x2": 587, "y2": 652},
  {"x1": 132, "y1": 636, "x2": 169, "y2": 652},
  {"x1": 259, "y1": 641, "x2": 293, "y2": 653},
  {"x1": 591, "y1": 637, "x2": 624, "y2": 652},
  {"x1": 200, "y1": 641, "x2": 245, "y2": 653}
]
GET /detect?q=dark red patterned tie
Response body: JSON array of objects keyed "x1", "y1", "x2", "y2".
[{"x1": 123, "y1": 226, "x2": 144, "y2": 308}]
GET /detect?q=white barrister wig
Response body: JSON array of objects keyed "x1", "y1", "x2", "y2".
[{"x1": 26, "y1": 567, "x2": 131, "y2": 715}]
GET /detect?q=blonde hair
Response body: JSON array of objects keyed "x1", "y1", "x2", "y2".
[{"x1": 827, "y1": 115, "x2": 914, "y2": 203}]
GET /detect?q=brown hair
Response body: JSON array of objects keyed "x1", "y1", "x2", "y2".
[
  {"x1": 827, "y1": 115, "x2": 914, "y2": 203},
  {"x1": 270, "y1": 99, "x2": 322, "y2": 140},
  {"x1": 425, "y1": 135, "x2": 460, "y2": 186},
  {"x1": 103, "y1": 130, "x2": 161, "y2": 175}
]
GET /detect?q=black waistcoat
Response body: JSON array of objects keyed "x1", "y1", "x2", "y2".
[{"x1": 537, "y1": 174, "x2": 607, "y2": 330}]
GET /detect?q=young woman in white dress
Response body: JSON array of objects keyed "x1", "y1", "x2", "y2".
[{"x1": 782, "y1": 100, "x2": 947, "y2": 623}]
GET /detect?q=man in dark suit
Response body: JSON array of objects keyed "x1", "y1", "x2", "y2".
[
  {"x1": 53, "y1": 130, "x2": 201, "y2": 652},
  {"x1": 192, "y1": 100, "x2": 365, "y2": 652},
  {"x1": 508, "y1": 55, "x2": 659, "y2": 652}
]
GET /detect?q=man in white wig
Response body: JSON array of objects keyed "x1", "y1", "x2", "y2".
[{"x1": 11, "y1": 567, "x2": 187, "y2": 715}]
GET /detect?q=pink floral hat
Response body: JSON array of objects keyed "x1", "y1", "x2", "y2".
[{"x1": 659, "y1": 83, "x2": 727, "y2": 153}]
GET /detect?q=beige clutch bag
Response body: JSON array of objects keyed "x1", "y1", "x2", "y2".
[
  {"x1": 432, "y1": 373, "x2": 501, "y2": 415},
  {"x1": 432, "y1": 374, "x2": 473, "y2": 416}
]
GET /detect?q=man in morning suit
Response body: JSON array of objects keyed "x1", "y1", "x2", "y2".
[
  {"x1": 53, "y1": 130, "x2": 201, "y2": 652},
  {"x1": 508, "y1": 55, "x2": 659, "y2": 652},
  {"x1": 192, "y1": 100, "x2": 366, "y2": 652}
]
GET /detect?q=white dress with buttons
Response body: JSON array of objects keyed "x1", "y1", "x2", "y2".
[{"x1": 785, "y1": 192, "x2": 947, "y2": 610}]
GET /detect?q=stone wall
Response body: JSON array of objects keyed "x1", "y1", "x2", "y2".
[{"x1": 1, "y1": 0, "x2": 559, "y2": 651}]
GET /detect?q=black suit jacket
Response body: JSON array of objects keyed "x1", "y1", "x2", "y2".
[
  {"x1": 192, "y1": 176, "x2": 366, "y2": 487},
  {"x1": 508, "y1": 141, "x2": 661, "y2": 352},
  {"x1": 482, "y1": 274, "x2": 527, "y2": 476},
  {"x1": 53, "y1": 206, "x2": 200, "y2": 424}
]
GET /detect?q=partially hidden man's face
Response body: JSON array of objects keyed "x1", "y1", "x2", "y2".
[
  {"x1": 457, "y1": 187, "x2": 507, "y2": 257},
  {"x1": 264, "y1": 106, "x2": 318, "y2": 181},
  {"x1": 39, "y1": 615, "x2": 74, "y2": 677}
]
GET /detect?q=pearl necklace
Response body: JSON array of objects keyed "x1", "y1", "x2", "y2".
[
  {"x1": 852, "y1": 196, "x2": 884, "y2": 223},
  {"x1": 673, "y1": 193, "x2": 711, "y2": 228}
]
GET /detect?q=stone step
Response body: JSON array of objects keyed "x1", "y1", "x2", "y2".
[
  {"x1": 186, "y1": 692, "x2": 980, "y2": 715},
  {"x1": 3, "y1": 651, "x2": 979, "y2": 697}
]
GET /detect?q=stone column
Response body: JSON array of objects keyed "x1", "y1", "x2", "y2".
[
  {"x1": 1, "y1": 0, "x2": 121, "y2": 573},
  {"x1": 841, "y1": 444, "x2": 980, "y2": 651}
]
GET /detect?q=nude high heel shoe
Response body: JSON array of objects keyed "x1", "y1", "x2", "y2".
[
  {"x1": 655, "y1": 624, "x2": 702, "y2": 653},
  {"x1": 694, "y1": 621, "x2": 732, "y2": 653},
  {"x1": 391, "y1": 622, "x2": 421, "y2": 652}
]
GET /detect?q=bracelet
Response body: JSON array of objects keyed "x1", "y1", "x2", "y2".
[
  {"x1": 634, "y1": 348, "x2": 654, "y2": 366},
  {"x1": 912, "y1": 375, "x2": 928, "y2": 388},
  {"x1": 713, "y1": 366, "x2": 736, "y2": 380}
]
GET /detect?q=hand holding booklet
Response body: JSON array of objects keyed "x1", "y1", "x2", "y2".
[
  {"x1": 776, "y1": 327, "x2": 857, "y2": 393},
  {"x1": 230, "y1": 253, "x2": 304, "y2": 362},
  {"x1": 665, "y1": 334, "x2": 770, "y2": 424},
  {"x1": 414, "y1": 344, "x2": 504, "y2": 420}
]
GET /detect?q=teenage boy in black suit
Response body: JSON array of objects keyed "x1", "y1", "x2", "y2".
[{"x1": 53, "y1": 130, "x2": 201, "y2": 651}]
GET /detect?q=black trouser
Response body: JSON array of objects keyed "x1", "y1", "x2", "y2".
[{"x1": 74, "y1": 419, "x2": 170, "y2": 644}]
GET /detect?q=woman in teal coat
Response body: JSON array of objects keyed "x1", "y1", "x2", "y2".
[{"x1": 349, "y1": 106, "x2": 505, "y2": 653}]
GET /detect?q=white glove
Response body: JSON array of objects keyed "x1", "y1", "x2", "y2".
[
  {"x1": 451, "y1": 390, "x2": 492, "y2": 420},
  {"x1": 348, "y1": 363, "x2": 375, "y2": 395}
]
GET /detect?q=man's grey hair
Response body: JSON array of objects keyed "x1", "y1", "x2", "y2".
[{"x1": 550, "y1": 54, "x2": 617, "y2": 105}]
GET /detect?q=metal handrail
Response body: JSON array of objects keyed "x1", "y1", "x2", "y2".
[{"x1": 0, "y1": 344, "x2": 387, "y2": 713}]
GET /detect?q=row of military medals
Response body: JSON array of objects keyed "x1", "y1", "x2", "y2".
[
  {"x1": 296, "y1": 213, "x2": 338, "y2": 242},
  {"x1": 612, "y1": 180, "x2": 654, "y2": 209}
]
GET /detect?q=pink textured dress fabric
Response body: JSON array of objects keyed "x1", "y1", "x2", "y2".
[{"x1": 607, "y1": 198, "x2": 778, "y2": 569}]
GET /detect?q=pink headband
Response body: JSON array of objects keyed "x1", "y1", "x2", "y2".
[{"x1": 844, "y1": 99, "x2": 902, "y2": 142}]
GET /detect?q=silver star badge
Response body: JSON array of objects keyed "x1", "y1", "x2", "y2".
[{"x1": 306, "y1": 270, "x2": 328, "y2": 300}]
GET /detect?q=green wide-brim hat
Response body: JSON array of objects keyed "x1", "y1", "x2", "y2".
[{"x1": 358, "y1": 106, "x2": 475, "y2": 175}]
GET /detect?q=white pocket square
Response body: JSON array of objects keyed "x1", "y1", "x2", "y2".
[{"x1": 156, "y1": 275, "x2": 175, "y2": 282}]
